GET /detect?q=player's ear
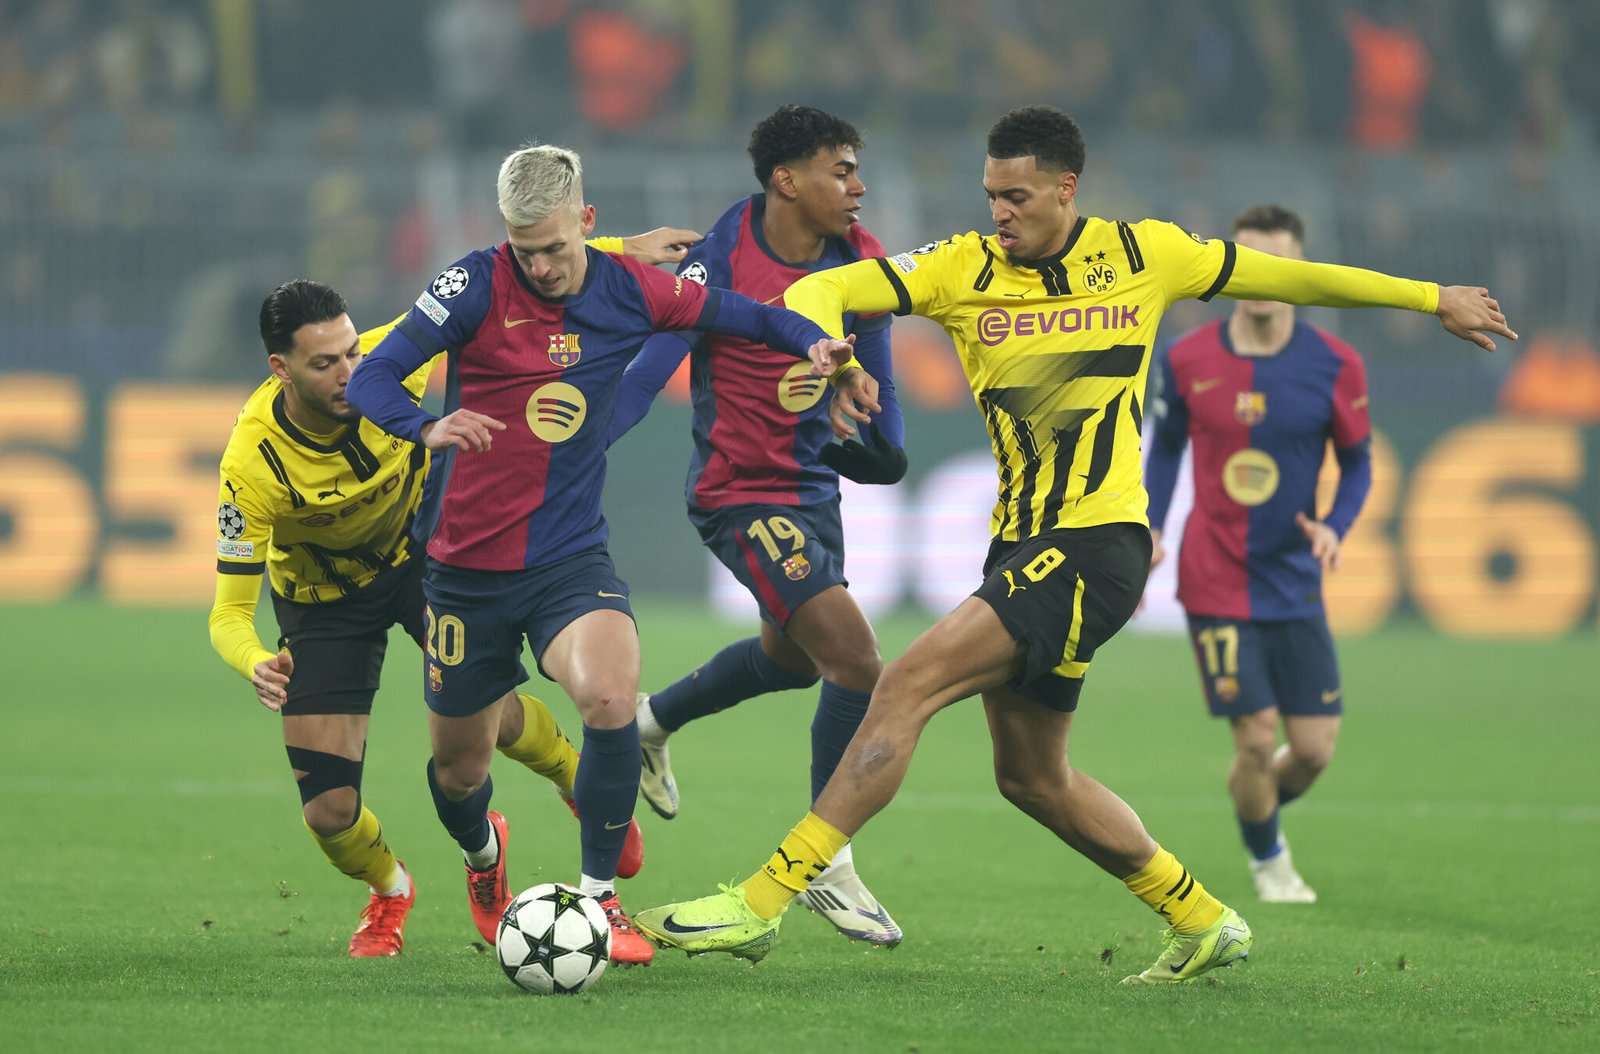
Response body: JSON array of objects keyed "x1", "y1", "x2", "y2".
[
  {"x1": 769, "y1": 164, "x2": 797, "y2": 201},
  {"x1": 578, "y1": 203, "x2": 597, "y2": 237},
  {"x1": 1058, "y1": 170, "x2": 1078, "y2": 206},
  {"x1": 267, "y1": 352, "x2": 292, "y2": 383}
]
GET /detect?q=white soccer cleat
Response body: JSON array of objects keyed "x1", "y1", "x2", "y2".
[
  {"x1": 1249, "y1": 839, "x2": 1317, "y2": 903},
  {"x1": 636, "y1": 693, "x2": 679, "y2": 820},
  {"x1": 797, "y1": 859, "x2": 904, "y2": 946}
]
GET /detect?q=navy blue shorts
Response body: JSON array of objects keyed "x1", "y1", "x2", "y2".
[
  {"x1": 973, "y1": 523, "x2": 1152, "y2": 713},
  {"x1": 689, "y1": 498, "x2": 846, "y2": 629},
  {"x1": 1184, "y1": 614, "x2": 1343, "y2": 719},
  {"x1": 421, "y1": 547, "x2": 633, "y2": 717}
]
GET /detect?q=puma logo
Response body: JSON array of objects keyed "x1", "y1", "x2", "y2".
[
  {"x1": 223, "y1": 479, "x2": 240, "y2": 502},
  {"x1": 774, "y1": 847, "x2": 805, "y2": 874},
  {"x1": 1003, "y1": 570, "x2": 1027, "y2": 597},
  {"x1": 318, "y1": 478, "x2": 345, "y2": 499}
]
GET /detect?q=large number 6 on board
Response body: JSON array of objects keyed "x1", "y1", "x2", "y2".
[
  {"x1": 746, "y1": 515, "x2": 807, "y2": 560},
  {"x1": 1023, "y1": 546, "x2": 1066, "y2": 582},
  {"x1": 425, "y1": 606, "x2": 467, "y2": 666}
]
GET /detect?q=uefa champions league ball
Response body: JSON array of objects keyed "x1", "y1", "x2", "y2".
[{"x1": 496, "y1": 883, "x2": 612, "y2": 994}]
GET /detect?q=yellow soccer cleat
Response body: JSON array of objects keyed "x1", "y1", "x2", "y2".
[
  {"x1": 634, "y1": 884, "x2": 782, "y2": 962},
  {"x1": 1121, "y1": 906, "x2": 1253, "y2": 984}
]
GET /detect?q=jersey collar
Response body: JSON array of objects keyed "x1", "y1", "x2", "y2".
[
  {"x1": 1002, "y1": 215, "x2": 1087, "y2": 270},
  {"x1": 273, "y1": 387, "x2": 350, "y2": 453}
]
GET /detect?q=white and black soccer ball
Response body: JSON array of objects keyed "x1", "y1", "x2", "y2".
[{"x1": 496, "y1": 883, "x2": 612, "y2": 995}]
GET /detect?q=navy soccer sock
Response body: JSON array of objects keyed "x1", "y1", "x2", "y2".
[
  {"x1": 574, "y1": 722, "x2": 642, "y2": 882},
  {"x1": 810, "y1": 681, "x2": 871, "y2": 802},
  {"x1": 650, "y1": 636, "x2": 817, "y2": 732},
  {"x1": 426, "y1": 757, "x2": 494, "y2": 854},
  {"x1": 1238, "y1": 809, "x2": 1284, "y2": 861}
]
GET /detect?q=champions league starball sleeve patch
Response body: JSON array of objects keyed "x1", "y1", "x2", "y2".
[
  {"x1": 431, "y1": 266, "x2": 470, "y2": 298},
  {"x1": 218, "y1": 502, "x2": 246, "y2": 540},
  {"x1": 679, "y1": 261, "x2": 708, "y2": 285}
]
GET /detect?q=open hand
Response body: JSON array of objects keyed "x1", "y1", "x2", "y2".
[
  {"x1": 252, "y1": 649, "x2": 293, "y2": 712},
  {"x1": 1436, "y1": 286, "x2": 1517, "y2": 352}
]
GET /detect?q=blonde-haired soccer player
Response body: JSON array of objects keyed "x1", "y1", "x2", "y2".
[
  {"x1": 208, "y1": 237, "x2": 696, "y2": 955},
  {"x1": 636, "y1": 105, "x2": 1515, "y2": 983}
]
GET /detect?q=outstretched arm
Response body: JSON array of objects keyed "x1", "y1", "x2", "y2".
[
  {"x1": 610, "y1": 331, "x2": 696, "y2": 446},
  {"x1": 1222, "y1": 247, "x2": 1517, "y2": 351}
]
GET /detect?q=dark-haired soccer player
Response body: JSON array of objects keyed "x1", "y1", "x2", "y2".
[
  {"x1": 344, "y1": 144, "x2": 852, "y2": 966},
  {"x1": 607, "y1": 105, "x2": 906, "y2": 945},
  {"x1": 208, "y1": 237, "x2": 688, "y2": 957},
  {"x1": 1145, "y1": 204, "x2": 1368, "y2": 904},
  {"x1": 636, "y1": 105, "x2": 1515, "y2": 983}
]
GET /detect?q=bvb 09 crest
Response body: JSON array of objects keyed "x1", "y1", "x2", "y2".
[{"x1": 548, "y1": 333, "x2": 582, "y2": 367}]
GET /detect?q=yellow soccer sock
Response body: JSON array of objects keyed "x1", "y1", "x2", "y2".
[
  {"x1": 1122, "y1": 845, "x2": 1225, "y2": 935},
  {"x1": 310, "y1": 804, "x2": 403, "y2": 894},
  {"x1": 739, "y1": 812, "x2": 850, "y2": 920},
  {"x1": 498, "y1": 693, "x2": 579, "y2": 799}
]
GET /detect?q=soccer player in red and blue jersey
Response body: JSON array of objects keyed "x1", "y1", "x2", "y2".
[
  {"x1": 344, "y1": 143, "x2": 850, "y2": 965},
  {"x1": 608, "y1": 106, "x2": 907, "y2": 945},
  {"x1": 1145, "y1": 204, "x2": 1370, "y2": 904}
]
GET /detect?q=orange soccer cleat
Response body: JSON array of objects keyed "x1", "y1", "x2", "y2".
[
  {"x1": 598, "y1": 893, "x2": 655, "y2": 966},
  {"x1": 347, "y1": 863, "x2": 416, "y2": 957},
  {"x1": 466, "y1": 811, "x2": 512, "y2": 944}
]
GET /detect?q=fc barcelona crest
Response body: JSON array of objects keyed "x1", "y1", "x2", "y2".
[
  {"x1": 548, "y1": 333, "x2": 582, "y2": 367},
  {"x1": 781, "y1": 553, "x2": 812, "y2": 581},
  {"x1": 1233, "y1": 391, "x2": 1267, "y2": 426}
]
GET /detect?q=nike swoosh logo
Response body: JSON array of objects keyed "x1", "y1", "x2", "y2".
[
  {"x1": 1191, "y1": 378, "x2": 1223, "y2": 394},
  {"x1": 504, "y1": 314, "x2": 538, "y2": 328},
  {"x1": 603, "y1": 820, "x2": 630, "y2": 830},
  {"x1": 1321, "y1": 690, "x2": 1341, "y2": 704},
  {"x1": 598, "y1": 590, "x2": 626, "y2": 599},
  {"x1": 1169, "y1": 948, "x2": 1199, "y2": 973},
  {"x1": 659, "y1": 914, "x2": 738, "y2": 935}
]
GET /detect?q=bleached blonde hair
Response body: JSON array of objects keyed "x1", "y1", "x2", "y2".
[{"x1": 496, "y1": 144, "x2": 584, "y2": 227}]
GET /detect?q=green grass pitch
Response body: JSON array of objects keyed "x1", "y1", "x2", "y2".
[{"x1": 1, "y1": 599, "x2": 1594, "y2": 1052}]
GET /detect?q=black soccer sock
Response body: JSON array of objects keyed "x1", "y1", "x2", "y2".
[
  {"x1": 574, "y1": 722, "x2": 641, "y2": 881},
  {"x1": 427, "y1": 757, "x2": 495, "y2": 855},
  {"x1": 649, "y1": 636, "x2": 817, "y2": 732},
  {"x1": 811, "y1": 680, "x2": 871, "y2": 802}
]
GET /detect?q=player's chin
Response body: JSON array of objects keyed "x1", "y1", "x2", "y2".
[{"x1": 330, "y1": 401, "x2": 361, "y2": 423}]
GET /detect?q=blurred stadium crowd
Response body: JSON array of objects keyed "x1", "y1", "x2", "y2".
[
  {"x1": 3, "y1": 0, "x2": 1597, "y2": 149},
  {"x1": 1, "y1": 0, "x2": 1597, "y2": 422}
]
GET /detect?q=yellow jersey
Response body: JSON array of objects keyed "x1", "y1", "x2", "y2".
[{"x1": 785, "y1": 217, "x2": 1435, "y2": 541}]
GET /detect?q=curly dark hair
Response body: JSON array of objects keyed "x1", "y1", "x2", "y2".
[
  {"x1": 748, "y1": 105, "x2": 865, "y2": 188},
  {"x1": 986, "y1": 106, "x2": 1085, "y2": 175},
  {"x1": 1232, "y1": 203, "x2": 1305, "y2": 243},
  {"x1": 259, "y1": 279, "x2": 347, "y2": 357}
]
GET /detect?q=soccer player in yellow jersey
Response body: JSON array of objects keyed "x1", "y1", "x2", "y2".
[
  {"x1": 636, "y1": 106, "x2": 1515, "y2": 983},
  {"x1": 208, "y1": 231, "x2": 693, "y2": 957}
]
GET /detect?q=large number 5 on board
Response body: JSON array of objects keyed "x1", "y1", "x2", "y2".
[
  {"x1": 746, "y1": 515, "x2": 807, "y2": 560},
  {"x1": 425, "y1": 606, "x2": 467, "y2": 666}
]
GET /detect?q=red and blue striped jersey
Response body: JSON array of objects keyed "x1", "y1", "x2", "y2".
[
  {"x1": 611, "y1": 194, "x2": 902, "y2": 509},
  {"x1": 346, "y1": 242, "x2": 830, "y2": 570},
  {"x1": 1147, "y1": 318, "x2": 1372, "y2": 620}
]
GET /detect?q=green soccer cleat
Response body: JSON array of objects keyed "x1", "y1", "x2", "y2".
[
  {"x1": 634, "y1": 884, "x2": 783, "y2": 962},
  {"x1": 1121, "y1": 906, "x2": 1253, "y2": 985}
]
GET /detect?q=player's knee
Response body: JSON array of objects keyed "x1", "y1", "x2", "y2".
[
  {"x1": 1293, "y1": 739, "x2": 1336, "y2": 775},
  {"x1": 815, "y1": 647, "x2": 880, "y2": 694},
  {"x1": 301, "y1": 787, "x2": 360, "y2": 836},
  {"x1": 1233, "y1": 720, "x2": 1278, "y2": 770},
  {"x1": 994, "y1": 765, "x2": 1054, "y2": 816},
  {"x1": 287, "y1": 746, "x2": 364, "y2": 832}
]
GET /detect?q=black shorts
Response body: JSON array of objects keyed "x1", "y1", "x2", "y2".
[
  {"x1": 973, "y1": 523, "x2": 1152, "y2": 713},
  {"x1": 1184, "y1": 614, "x2": 1343, "y2": 719},
  {"x1": 689, "y1": 498, "x2": 847, "y2": 629},
  {"x1": 271, "y1": 557, "x2": 427, "y2": 716}
]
